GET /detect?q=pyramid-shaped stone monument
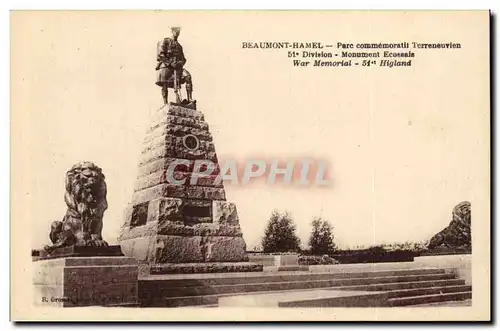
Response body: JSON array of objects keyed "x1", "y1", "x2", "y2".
[
  {"x1": 118, "y1": 103, "x2": 248, "y2": 264},
  {"x1": 119, "y1": 28, "x2": 249, "y2": 266}
]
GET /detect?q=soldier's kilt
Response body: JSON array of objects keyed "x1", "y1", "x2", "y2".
[{"x1": 155, "y1": 67, "x2": 190, "y2": 88}]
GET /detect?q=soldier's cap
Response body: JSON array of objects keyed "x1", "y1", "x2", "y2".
[{"x1": 171, "y1": 27, "x2": 181, "y2": 33}]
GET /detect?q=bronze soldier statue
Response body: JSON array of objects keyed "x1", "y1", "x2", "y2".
[{"x1": 155, "y1": 27, "x2": 194, "y2": 105}]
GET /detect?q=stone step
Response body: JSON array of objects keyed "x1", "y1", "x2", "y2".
[
  {"x1": 411, "y1": 299, "x2": 472, "y2": 307},
  {"x1": 139, "y1": 273, "x2": 456, "y2": 306},
  {"x1": 149, "y1": 278, "x2": 465, "y2": 307},
  {"x1": 385, "y1": 284, "x2": 471, "y2": 298},
  {"x1": 194, "y1": 285, "x2": 472, "y2": 308},
  {"x1": 338, "y1": 279, "x2": 465, "y2": 293},
  {"x1": 147, "y1": 272, "x2": 454, "y2": 296},
  {"x1": 387, "y1": 291, "x2": 472, "y2": 306},
  {"x1": 154, "y1": 285, "x2": 472, "y2": 308},
  {"x1": 141, "y1": 268, "x2": 447, "y2": 288},
  {"x1": 276, "y1": 266, "x2": 310, "y2": 272},
  {"x1": 218, "y1": 290, "x2": 390, "y2": 308},
  {"x1": 342, "y1": 279, "x2": 465, "y2": 291},
  {"x1": 219, "y1": 287, "x2": 474, "y2": 308}
]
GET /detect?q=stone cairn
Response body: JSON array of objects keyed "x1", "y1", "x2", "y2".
[{"x1": 118, "y1": 104, "x2": 248, "y2": 264}]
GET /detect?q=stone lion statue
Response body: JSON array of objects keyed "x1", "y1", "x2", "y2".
[
  {"x1": 428, "y1": 201, "x2": 471, "y2": 251},
  {"x1": 44, "y1": 161, "x2": 109, "y2": 253}
]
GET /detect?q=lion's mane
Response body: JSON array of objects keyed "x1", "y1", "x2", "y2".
[
  {"x1": 45, "y1": 161, "x2": 108, "y2": 252},
  {"x1": 64, "y1": 161, "x2": 108, "y2": 221}
]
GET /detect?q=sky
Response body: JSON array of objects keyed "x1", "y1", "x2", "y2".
[{"x1": 11, "y1": 11, "x2": 489, "y2": 250}]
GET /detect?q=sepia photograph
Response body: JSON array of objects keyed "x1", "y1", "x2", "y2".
[{"x1": 10, "y1": 9, "x2": 490, "y2": 321}]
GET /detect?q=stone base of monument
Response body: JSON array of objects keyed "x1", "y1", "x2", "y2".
[
  {"x1": 169, "y1": 100, "x2": 197, "y2": 110},
  {"x1": 248, "y1": 253, "x2": 307, "y2": 271},
  {"x1": 118, "y1": 104, "x2": 254, "y2": 266},
  {"x1": 119, "y1": 198, "x2": 251, "y2": 264},
  {"x1": 32, "y1": 246, "x2": 138, "y2": 307},
  {"x1": 120, "y1": 233, "x2": 248, "y2": 264},
  {"x1": 35, "y1": 245, "x2": 125, "y2": 260}
]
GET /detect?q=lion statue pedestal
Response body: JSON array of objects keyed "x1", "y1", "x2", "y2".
[{"x1": 32, "y1": 162, "x2": 139, "y2": 307}]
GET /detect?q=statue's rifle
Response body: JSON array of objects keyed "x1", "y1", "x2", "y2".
[{"x1": 173, "y1": 68, "x2": 181, "y2": 103}]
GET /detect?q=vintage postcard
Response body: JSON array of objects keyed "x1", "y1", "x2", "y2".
[{"x1": 10, "y1": 10, "x2": 490, "y2": 321}]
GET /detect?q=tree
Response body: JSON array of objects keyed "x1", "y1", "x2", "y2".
[
  {"x1": 308, "y1": 217, "x2": 337, "y2": 255},
  {"x1": 261, "y1": 210, "x2": 301, "y2": 253}
]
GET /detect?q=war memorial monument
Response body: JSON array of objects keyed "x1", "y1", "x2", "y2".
[{"x1": 31, "y1": 27, "x2": 472, "y2": 309}]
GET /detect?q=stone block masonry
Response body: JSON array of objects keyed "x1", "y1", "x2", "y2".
[
  {"x1": 118, "y1": 104, "x2": 248, "y2": 264},
  {"x1": 33, "y1": 256, "x2": 138, "y2": 307}
]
